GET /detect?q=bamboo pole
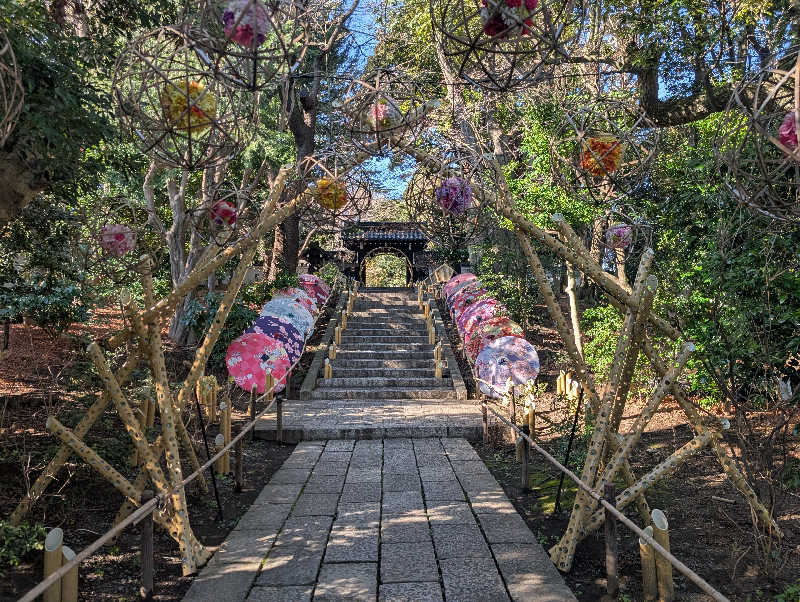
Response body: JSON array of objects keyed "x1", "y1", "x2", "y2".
[
  {"x1": 111, "y1": 436, "x2": 165, "y2": 531},
  {"x1": 220, "y1": 401, "x2": 231, "y2": 474},
  {"x1": 652, "y1": 509, "x2": 674, "y2": 602},
  {"x1": 328, "y1": 344, "x2": 336, "y2": 360},
  {"x1": 43, "y1": 528, "x2": 63, "y2": 602},
  {"x1": 215, "y1": 433, "x2": 226, "y2": 476},
  {"x1": 10, "y1": 349, "x2": 142, "y2": 524},
  {"x1": 435, "y1": 358, "x2": 443, "y2": 378},
  {"x1": 639, "y1": 526, "x2": 658, "y2": 602},
  {"x1": 581, "y1": 431, "x2": 714, "y2": 538},
  {"x1": 47, "y1": 416, "x2": 140, "y2": 500},
  {"x1": 324, "y1": 358, "x2": 332, "y2": 379},
  {"x1": 582, "y1": 344, "x2": 695, "y2": 528},
  {"x1": 61, "y1": 546, "x2": 78, "y2": 602},
  {"x1": 106, "y1": 165, "x2": 294, "y2": 350}
]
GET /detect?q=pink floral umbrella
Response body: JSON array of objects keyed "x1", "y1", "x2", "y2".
[
  {"x1": 226, "y1": 332, "x2": 291, "y2": 394},
  {"x1": 273, "y1": 287, "x2": 318, "y2": 315},
  {"x1": 435, "y1": 177, "x2": 473, "y2": 214},
  {"x1": 443, "y1": 273, "x2": 477, "y2": 300},
  {"x1": 222, "y1": 0, "x2": 270, "y2": 48},
  {"x1": 450, "y1": 282, "x2": 488, "y2": 321},
  {"x1": 606, "y1": 223, "x2": 632, "y2": 249},
  {"x1": 475, "y1": 336, "x2": 540, "y2": 399},
  {"x1": 458, "y1": 297, "x2": 505, "y2": 340},
  {"x1": 467, "y1": 316, "x2": 525, "y2": 361},
  {"x1": 246, "y1": 315, "x2": 304, "y2": 363}
]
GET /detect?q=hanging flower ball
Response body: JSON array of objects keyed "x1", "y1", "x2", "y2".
[
  {"x1": 311, "y1": 178, "x2": 349, "y2": 210},
  {"x1": 435, "y1": 176, "x2": 473, "y2": 214},
  {"x1": 160, "y1": 80, "x2": 217, "y2": 134},
  {"x1": 606, "y1": 223, "x2": 632, "y2": 250},
  {"x1": 210, "y1": 199, "x2": 238, "y2": 227},
  {"x1": 778, "y1": 112, "x2": 799, "y2": 154},
  {"x1": 367, "y1": 97, "x2": 402, "y2": 130},
  {"x1": 99, "y1": 224, "x2": 137, "y2": 258},
  {"x1": 579, "y1": 136, "x2": 624, "y2": 177},
  {"x1": 480, "y1": 0, "x2": 539, "y2": 39},
  {"x1": 222, "y1": 0, "x2": 271, "y2": 48}
]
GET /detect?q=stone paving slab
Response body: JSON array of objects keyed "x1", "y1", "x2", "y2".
[{"x1": 182, "y1": 437, "x2": 575, "y2": 602}]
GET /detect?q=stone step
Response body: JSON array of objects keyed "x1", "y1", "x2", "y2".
[
  {"x1": 339, "y1": 335, "x2": 431, "y2": 344},
  {"x1": 340, "y1": 328, "x2": 429, "y2": 336},
  {"x1": 317, "y1": 376, "x2": 450, "y2": 388},
  {"x1": 336, "y1": 343, "x2": 434, "y2": 352},
  {"x1": 325, "y1": 368, "x2": 443, "y2": 378},
  {"x1": 333, "y1": 350, "x2": 433, "y2": 360},
  {"x1": 346, "y1": 321, "x2": 427, "y2": 330},
  {"x1": 349, "y1": 312, "x2": 424, "y2": 319},
  {"x1": 331, "y1": 359, "x2": 437, "y2": 369},
  {"x1": 310, "y1": 387, "x2": 457, "y2": 400}
]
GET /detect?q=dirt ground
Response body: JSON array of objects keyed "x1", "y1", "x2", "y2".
[
  {"x1": 1, "y1": 291, "x2": 338, "y2": 601},
  {"x1": 437, "y1": 296, "x2": 800, "y2": 601}
]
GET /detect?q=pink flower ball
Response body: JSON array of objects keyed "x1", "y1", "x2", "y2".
[
  {"x1": 99, "y1": 224, "x2": 136, "y2": 258},
  {"x1": 210, "y1": 199, "x2": 238, "y2": 227},
  {"x1": 779, "y1": 112, "x2": 799, "y2": 152},
  {"x1": 606, "y1": 223, "x2": 633, "y2": 250}
]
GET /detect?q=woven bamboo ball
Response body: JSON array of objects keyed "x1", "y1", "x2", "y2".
[
  {"x1": 112, "y1": 25, "x2": 253, "y2": 170},
  {"x1": 716, "y1": 50, "x2": 800, "y2": 223},
  {"x1": 550, "y1": 98, "x2": 659, "y2": 203},
  {"x1": 334, "y1": 70, "x2": 441, "y2": 154},
  {"x1": 0, "y1": 28, "x2": 23, "y2": 146},
  {"x1": 431, "y1": 0, "x2": 582, "y2": 91},
  {"x1": 190, "y1": 0, "x2": 309, "y2": 91}
]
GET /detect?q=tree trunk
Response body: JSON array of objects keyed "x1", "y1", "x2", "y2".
[
  {"x1": 0, "y1": 153, "x2": 45, "y2": 226},
  {"x1": 268, "y1": 224, "x2": 285, "y2": 281}
]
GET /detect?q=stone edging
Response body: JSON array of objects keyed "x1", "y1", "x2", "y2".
[
  {"x1": 427, "y1": 294, "x2": 467, "y2": 400},
  {"x1": 299, "y1": 283, "x2": 348, "y2": 400}
]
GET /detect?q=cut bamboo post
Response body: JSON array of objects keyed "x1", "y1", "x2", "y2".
[
  {"x1": 324, "y1": 358, "x2": 332, "y2": 379},
  {"x1": 435, "y1": 358, "x2": 443, "y2": 379},
  {"x1": 341, "y1": 310, "x2": 347, "y2": 330},
  {"x1": 234, "y1": 438, "x2": 244, "y2": 494},
  {"x1": 424, "y1": 301, "x2": 431, "y2": 318},
  {"x1": 61, "y1": 545, "x2": 77, "y2": 602},
  {"x1": 335, "y1": 326, "x2": 341, "y2": 345},
  {"x1": 557, "y1": 370, "x2": 565, "y2": 395},
  {"x1": 639, "y1": 525, "x2": 658, "y2": 602},
  {"x1": 520, "y1": 432, "x2": 530, "y2": 490},
  {"x1": 265, "y1": 373, "x2": 274, "y2": 401},
  {"x1": 140, "y1": 489, "x2": 154, "y2": 600},
  {"x1": 417, "y1": 284, "x2": 423, "y2": 307},
  {"x1": 43, "y1": 528, "x2": 63, "y2": 602},
  {"x1": 214, "y1": 434, "x2": 226, "y2": 476},
  {"x1": 652, "y1": 509, "x2": 674, "y2": 602},
  {"x1": 328, "y1": 344, "x2": 336, "y2": 360},
  {"x1": 604, "y1": 483, "x2": 619, "y2": 598},
  {"x1": 220, "y1": 401, "x2": 231, "y2": 474}
]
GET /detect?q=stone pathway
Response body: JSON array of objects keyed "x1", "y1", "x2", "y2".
[
  {"x1": 183, "y1": 438, "x2": 576, "y2": 601},
  {"x1": 255, "y1": 289, "x2": 480, "y2": 441}
]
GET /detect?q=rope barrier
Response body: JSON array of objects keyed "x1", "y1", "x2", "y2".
[{"x1": 17, "y1": 278, "x2": 347, "y2": 602}]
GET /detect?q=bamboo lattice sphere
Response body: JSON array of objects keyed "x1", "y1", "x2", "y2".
[
  {"x1": 716, "y1": 50, "x2": 800, "y2": 223},
  {"x1": 431, "y1": 0, "x2": 581, "y2": 92},
  {"x1": 112, "y1": 26, "x2": 254, "y2": 170},
  {"x1": 550, "y1": 98, "x2": 660, "y2": 203},
  {"x1": 0, "y1": 27, "x2": 23, "y2": 146},
  {"x1": 190, "y1": 0, "x2": 309, "y2": 91},
  {"x1": 334, "y1": 70, "x2": 441, "y2": 154}
]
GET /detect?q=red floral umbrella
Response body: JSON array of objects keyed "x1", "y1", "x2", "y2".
[
  {"x1": 298, "y1": 274, "x2": 330, "y2": 306},
  {"x1": 475, "y1": 336, "x2": 540, "y2": 399},
  {"x1": 457, "y1": 298, "x2": 505, "y2": 340},
  {"x1": 443, "y1": 273, "x2": 477, "y2": 300},
  {"x1": 450, "y1": 282, "x2": 488, "y2": 321},
  {"x1": 466, "y1": 316, "x2": 524, "y2": 361},
  {"x1": 226, "y1": 332, "x2": 292, "y2": 394}
]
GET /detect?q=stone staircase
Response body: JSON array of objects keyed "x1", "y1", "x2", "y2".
[{"x1": 255, "y1": 287, "x2": 480, "y2": 441}]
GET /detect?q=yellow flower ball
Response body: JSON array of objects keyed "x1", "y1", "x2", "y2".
[
  {"x1": 160, "y1": 80, "x2": 217, "y2": 134},
  {"x1": 313, "y1": 178, "x2": 349, "y2": 210}
]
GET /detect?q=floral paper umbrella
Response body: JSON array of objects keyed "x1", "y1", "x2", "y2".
[
  {"x1": 226, "y1": 331, "x2": 291, "y2": 393},
  {"x1": 606, "y1": 223, "x2": 632, "y2": 249},
  {"x1": 579, "y1": 135, "x2": 624, "y2": 177},
  {"x1": 261, "y1": 298, "x2": 314, "y2": 337},
  {"x1": 246, "y1": 315, "x2": 304, "y2": 363},
  {"x1": 480, "y1": 0, "x2": 539, "y2": 39},
  {"x1": 467, "y1": 316, "x2": 524, "y2": 361},
  {"x1": 310, "y1": 178, "x2": 349, "y2": 210},
  {"x1": 458, "y1": 298, "x2": 505, "y2": 340},
  {"x1": 366, "y1": 96, "x2": 402, "y2": 131},
  {"x1": 435, "y1": 176, "x2": 473, "y2": 215},
  {"x1": 475, "y1": 335, "x2": 540, "y2": 399},
  {"x1": 450, "y1": 282, "x2": 488, "y2": 321},
  {"x1": 99, "y1": 224, "x2": 137, "y2": 257},
  {"x1": 273, "y1": 286, "x2": 318, "y2": 315},
  {"x1": 443, "y1": 273, "x2": 477, "y2": 303},
  {"x1": 222, "y1": 0, "x2": 271, "y2": 48},
  {"x1": 299, "y1": 274, "x2": 330, "y2": 306}
]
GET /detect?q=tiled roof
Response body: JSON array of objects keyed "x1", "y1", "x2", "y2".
[{"x1": 342, "y1": 222, "x2": 428, "y2": 242}]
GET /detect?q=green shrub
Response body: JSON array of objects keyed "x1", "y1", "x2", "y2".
[{"x1": 0, "y1": 521, "x2": 46, "y2": 576}]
